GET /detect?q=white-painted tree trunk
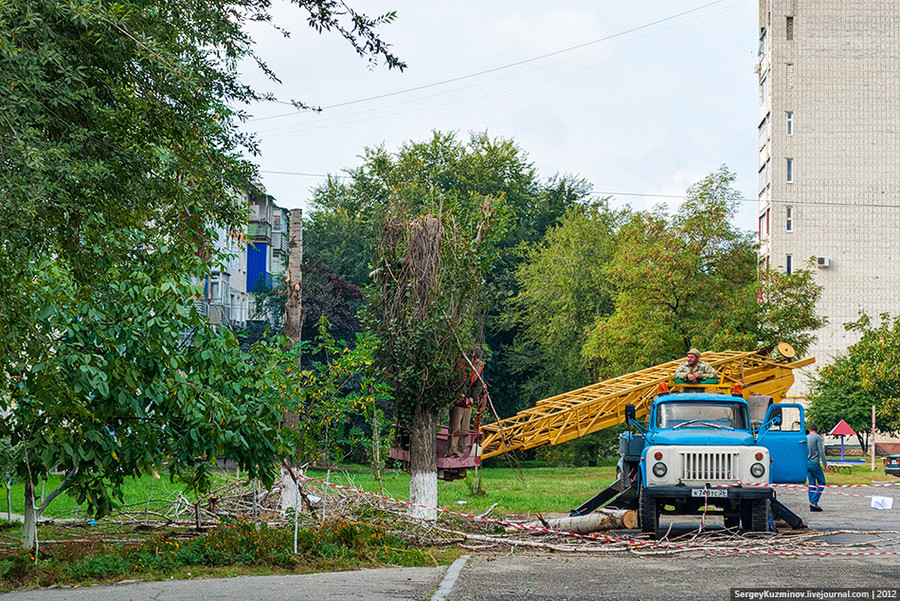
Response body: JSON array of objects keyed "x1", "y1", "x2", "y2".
[
  {"x1": 280, "y1": 466, "x2": 300, "y2": 513},
  {"x1": 409, "y1": 470, "x2": 438, "y2": 520},
  {"x1": 408, "y1": 404, "x2": 438, "y2": 521}
]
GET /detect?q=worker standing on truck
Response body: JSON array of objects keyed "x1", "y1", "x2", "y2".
[
  {"x1": 807, "y1": 423, "x2": 827, "y2": 511},
  {"x1": 673, "y1": 348, "x2": 719, "y2": 383}
]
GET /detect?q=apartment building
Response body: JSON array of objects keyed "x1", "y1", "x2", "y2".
[
  {"x1": 246, "y1": 186, "x2": 290, "y2": 325},
  {"x1": 756, "y1": 1, "x2": 900, "y2": 393},
  {"x1": 200, "y1": 184, "x2": 290, "y2": 331},
  {"x1": 207, "y1": 225, "x2": 249, "y2": 329}
]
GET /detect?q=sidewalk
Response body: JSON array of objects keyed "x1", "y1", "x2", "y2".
[{"x1": 0, "y1": 566, "x2": 449, "y2": 600}]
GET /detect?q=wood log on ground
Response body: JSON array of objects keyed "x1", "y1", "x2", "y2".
[{"x1": 508, "y1": 508, "x2": 637, "y2": 534}]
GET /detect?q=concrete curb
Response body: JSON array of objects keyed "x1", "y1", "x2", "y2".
[{"x1": 430, "y1": 555, "x2": 469, "y2": 601}]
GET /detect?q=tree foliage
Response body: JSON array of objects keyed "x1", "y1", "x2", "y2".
[
  {"x1": 304, "y1": 131, "x2": 588, "y2": 415},
  {"x1": 582, "y1": 167, "x2": 825, "y2": 378},
  {"x1": 372, "y1": 208, "x2": 493, "y2": 418},
  {"x1": 808, "y1": 313, "x2": 900, "y2": 451},
  {"x1": 508, "y1": 200, "x2": 622, "y2": 403},
  {"x1": 0, "y1": 0, "x2": 402, "y2": 545},
  {"x1": 259, "y1": 318, "x2": 389, "y2": 465},
  {"x1": 1, "y1": 261, "x2": 291, "y2": 520}
]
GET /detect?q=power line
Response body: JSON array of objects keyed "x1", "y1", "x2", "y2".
[
  {"x1": 248, "y1": 0, "x2": 734, "y2": 123},
  {"x1": 254, "y1": 3, "x2": 742, "y2": 140},
  {"x1": 257, "y1": 172, "x2": 900, "y2": 209}
]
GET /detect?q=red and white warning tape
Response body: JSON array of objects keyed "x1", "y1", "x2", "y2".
[
  {"x1": 737, "y1": 481, "x2": 898, "y2": 500},
  {"x1": 295, "y1": 472, "x2": 900, "y2": 557}
]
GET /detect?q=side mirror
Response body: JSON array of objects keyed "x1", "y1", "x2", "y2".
[{"x1": 625, "y1": 403, "x2": 636, "y2": 423}]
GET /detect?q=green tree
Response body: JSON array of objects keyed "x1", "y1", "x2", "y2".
[
  {"x1": 304, "y1": 132, "x2": 588, "y2": 414},
  {"x1": 2, "y1": 260, "x2": 293, "y2": 547},
  {"x1": 808, "y1": 313, "x2": 900, "y2": 452},
  {"x1": 756, "y1": 263, "x2": 827, "y2": 357},
  {"x1": 508, "y1": 200, "x2": 621, "y2": 404},
  {"x1": 582, "y1": 167, "x2": 825, "y2": 378},
  {"x1": 372, "y1": 203, "x2": 496, "y2": 519},
  {"x1": 0, "y1": 0, "x2": 402, "y2": 547}
]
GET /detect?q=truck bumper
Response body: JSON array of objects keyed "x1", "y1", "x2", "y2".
[{"x1": 644, "y1": 485, "x2": 773, "y2": 501}]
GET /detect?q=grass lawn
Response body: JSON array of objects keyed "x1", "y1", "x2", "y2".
[
  {"x1": 2, "y1": 472, "x2": 214, "y2": 520},
  {"x1": 3, "y1": 462, "x2": 895, "y2": 524}
]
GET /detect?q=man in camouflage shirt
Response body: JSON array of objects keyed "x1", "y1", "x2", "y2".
[{"x1": 673, "y1": 348, "x2": 719, "y2": 383}]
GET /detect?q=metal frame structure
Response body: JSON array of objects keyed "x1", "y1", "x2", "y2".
[{"x1": 479, "y1": 350, "x2": 814, "y2": 459}]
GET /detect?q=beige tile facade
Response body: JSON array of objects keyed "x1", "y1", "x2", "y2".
[{"x1": 757, "y1": 1, "x2": 900, "y2": 394}]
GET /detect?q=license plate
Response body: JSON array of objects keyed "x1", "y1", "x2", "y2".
[{"x1": 691, "y1": 488, "x2": 728, "y2": 498}]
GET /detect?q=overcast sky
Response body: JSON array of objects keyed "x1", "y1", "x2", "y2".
[{"x1": 239, "y1": 0, "x2": 760, "y2": 230}]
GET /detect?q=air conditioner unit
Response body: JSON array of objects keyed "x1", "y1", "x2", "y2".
[{"x1": 816, "y1": 256, "x2": 831, "y2": 268}]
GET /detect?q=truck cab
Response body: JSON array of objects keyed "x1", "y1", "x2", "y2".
[{"x1": 620, "y1": 384, "x2": 807, "y2": 534}]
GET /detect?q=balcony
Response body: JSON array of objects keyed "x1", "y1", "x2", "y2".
[{"x1": 247, "y1": 223, "x2": 271, "y2": 241}]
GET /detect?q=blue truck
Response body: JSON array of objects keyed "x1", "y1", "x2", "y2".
[{"x1": 572, "y1": 383, "x2": 808, "y2": 535}]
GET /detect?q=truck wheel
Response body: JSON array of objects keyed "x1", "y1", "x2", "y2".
[
  {"x1": 749, "y1": 499, "x2": 771, "y2": 532},
  {"x1": 639, "y1": 486, "x2": 659, "y2": 535}
]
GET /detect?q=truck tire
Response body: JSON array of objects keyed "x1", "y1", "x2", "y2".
[
  {"x1": 749, "y1": 498, "x2": 771, "y2": 532},
  {"x1": 639, "y1": 485, "x2": 659, "y2": 535}
]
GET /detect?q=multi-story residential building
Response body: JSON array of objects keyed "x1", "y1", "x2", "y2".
[
  {"x1": 197, "y1": 184, "x2": 289, "y2": 332},
  {"x1": 246, "y1": 185, "x2": 290, "y2": 327},
  {"x1": 756, "y1": 1, "x2": 900, "y2": 394},
  {"x1": 206, "y1": 225, "x2": 249, "y2": 329}
]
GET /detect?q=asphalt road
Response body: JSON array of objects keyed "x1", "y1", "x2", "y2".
[{"x1": 2, "y1": 483, "x2": 898, "y2": 601}]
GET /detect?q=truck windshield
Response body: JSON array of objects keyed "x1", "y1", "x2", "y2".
[{"x1": 656, "y1": 402, "x2": 749, "y2": 430}]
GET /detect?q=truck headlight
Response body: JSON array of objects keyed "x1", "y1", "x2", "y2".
[
  {"x1": 652, "y1": 462, "x2": 668, "y2": 477},
  {"x1": 750, "y1": 462, "x2": 766, "y2": 478}
]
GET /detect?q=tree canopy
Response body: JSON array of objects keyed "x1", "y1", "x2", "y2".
[
  {"x1": 808, "y1": 313, "x2": 900, "y2": 451},
  {"x1": 508, "y1": 200, "x2": 622, "y2": 403},
  {"x1": 304, "y1": 131, "x2": 589, "y2": 415},
  {"x1": 582, "y1": 167, "x2": 825, "y2": 378},
  {"x1": 0, "y1": 0, "x2": 402, "y2": 546}
]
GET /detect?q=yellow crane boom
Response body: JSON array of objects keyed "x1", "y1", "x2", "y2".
[{"x1": 479, "y1": 350, "x2": 814, "y2": 459}]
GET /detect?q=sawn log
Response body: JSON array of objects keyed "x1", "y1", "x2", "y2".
[{"x1": 509, "y1": 508, "x2": 637, "y2": 534}]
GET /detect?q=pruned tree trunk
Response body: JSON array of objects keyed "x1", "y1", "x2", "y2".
[
  {"x1": 408, "y1": 404, "x2": 438, "y2": 521},
  {"x1": 371, "y1": 405, "x2": 385, "y2": 497},
  {"x1": 283, "y1": 208, "x2": 304, "y2": 432},
  {"x1": 284, "y1": 208, "x2": 304, "y2": 342}
]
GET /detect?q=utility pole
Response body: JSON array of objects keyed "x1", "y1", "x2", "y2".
[{"x1": 285, "y1": 208, "x2": 303, "y2": 343}]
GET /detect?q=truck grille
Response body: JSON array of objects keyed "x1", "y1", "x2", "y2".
[{"x1": 680, "y1": 451, "x2": 740, "y2": 481}]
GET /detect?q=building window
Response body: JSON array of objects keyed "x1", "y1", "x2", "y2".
[
  {"x1": 758, "y1": 209, "x2": 770, "y2": 242},
  {"x1": 786, "y1": 158, "x2": 793, "y2": 183},
  {"x1": 785, "y1": 254, "x2": 792, "y2": 275},
  {"x1": 786, "y1": 63, "x2": 794, "y2": 87},
  {"x1": 759, "y1": 74, "x2": 770, "y2": 104},
  {"x1": 786, "y1": 16, "x2": 794, "y2": 40},
  {"x1": 786, "y1": 112, "x2": 793, "y2": 135},
  {"x1": 786, "y1": 206, "x2": 793, "y2": 231},
  {"x1": 758, "y1": 160, "x2": 770, "y2": 193},
  {"x1": 758, "y1": 115, "x2": 768, "y2": 149}
]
